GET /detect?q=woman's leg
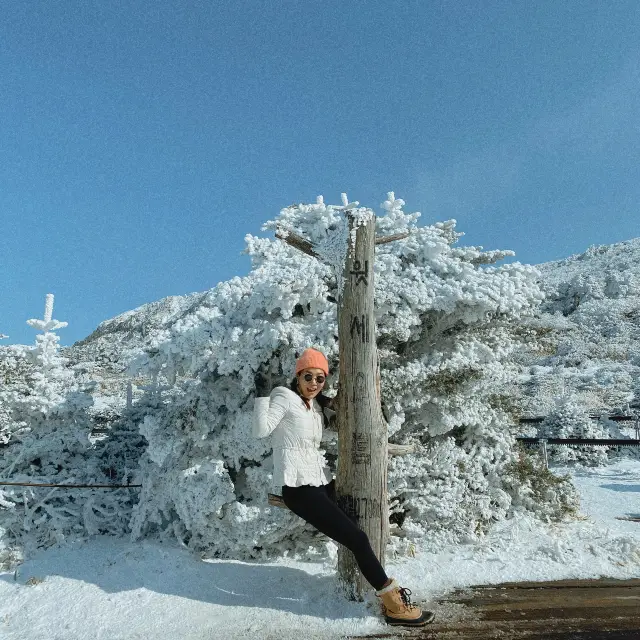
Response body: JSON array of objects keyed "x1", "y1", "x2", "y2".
[
  {"x1": 282, "y1": 483, "x2": 389, "y2": 591},
  {"x1": 324, "y1": 478, "x2": 338, "y2": 505},
  {"x1": 324, "y1": 480, "x2": 392, "y2": 587}
]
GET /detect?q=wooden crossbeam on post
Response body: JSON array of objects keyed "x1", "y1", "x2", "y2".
[
  {"x1": 275, "y1": 228, "x2": 410, "y2": 263},
  {"x1": 275, "y1": 229, "x2": 321, "y2": 260},
  {"x1": 375, "y1": 232, "x2": 410, "y2": 245}
]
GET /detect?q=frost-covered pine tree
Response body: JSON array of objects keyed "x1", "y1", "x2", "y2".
[
  {"x1": 0, "y1": 295, "x2": 135, "y2": 565},
  {"x1": 539, "y1": 396, "x2": 609, "y2": 466},
  {"x1": 126, "y1": 193, "x2": 578, "y2": 563}
]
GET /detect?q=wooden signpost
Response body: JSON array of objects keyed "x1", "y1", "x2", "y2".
[
  {"x1": 276, "y1": 196, "x2": 410, "y2": 601},
  {"x1": 332, "y1": 208, "x2": 387, "y2": 601}
]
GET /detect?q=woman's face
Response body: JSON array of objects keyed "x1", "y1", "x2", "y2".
[{"x1": 297, "y1": 367, "x2": 326, "y2": 399}]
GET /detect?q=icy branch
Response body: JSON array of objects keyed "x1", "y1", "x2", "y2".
[
  {"x1": 339, "y1": 192, "x2": 360, "y2": 210},
  {"x1": 275, "y1": 228, "x2": 324, "y2": 261}
]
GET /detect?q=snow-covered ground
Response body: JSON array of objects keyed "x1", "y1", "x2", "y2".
[{"x1": 2, "y1": 459, "x2": 639, "y2": 640}]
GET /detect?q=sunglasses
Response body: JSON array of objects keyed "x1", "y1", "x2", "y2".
[{"x1": 302, "y1": 373, "x2": 326, "y2": 384}]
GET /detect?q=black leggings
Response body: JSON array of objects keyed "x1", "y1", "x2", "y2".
[{"x1": 281, "y1": 479, "x2": 389, "y2": 591}]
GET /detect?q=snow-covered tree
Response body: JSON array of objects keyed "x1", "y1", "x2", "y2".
[
  {"x1": 1, "y1": 331, "x2": 22, "y2": 433},
  {"x1": 0, "y1": 295, "x2": 137, "y2": 564},
  {"x1": 126, "y1": 193, "x2": 578, "y2": 563}
]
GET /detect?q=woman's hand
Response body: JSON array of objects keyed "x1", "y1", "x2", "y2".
[{"x1": 254, "y1": 361, "x2": 272, "y2": 397}]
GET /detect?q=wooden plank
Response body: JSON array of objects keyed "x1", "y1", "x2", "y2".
[
  {"x1": 462, "y1": 578, "x2": 640, "y2": 590},
  {"x1": 349, "y1": 579, "x2": 640, "y2": 639}
]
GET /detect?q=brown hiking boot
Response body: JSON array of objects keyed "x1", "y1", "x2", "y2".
[{"x1": 375, "y1": 578, "x2": 435, "y2": 627}]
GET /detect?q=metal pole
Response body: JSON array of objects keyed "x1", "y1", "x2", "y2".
[{"x1": 538, "y1": 438, "x2": 549, "y2": 470}]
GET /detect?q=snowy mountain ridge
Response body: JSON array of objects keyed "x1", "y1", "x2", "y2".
[{"x1": 510, "y1": 236, "x2": 640, "y2": 418}]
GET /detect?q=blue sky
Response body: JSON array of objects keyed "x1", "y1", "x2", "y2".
[{"x1": 2, "y1": 1, "x2": 639, "y2": 347}]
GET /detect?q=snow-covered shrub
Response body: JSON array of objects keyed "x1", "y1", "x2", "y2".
[
  {"x1": 0, "y1": 343, "x2": 35, "y2": 446},
  {"x1": 597, "y1": 413, "x2": 640, "y2": 463},
  {"x1": 502, "y1": 445, "x2": 579, "y2": 521},
  {"x1": 387, "y1": 436, "x2": 579, "y2": 550},
  {"x1": 539, "y1": 396, "x2": 610, "y2": 466},
  {"x1": 127, "y1": 193, "x2": 579, "y2": 562}
]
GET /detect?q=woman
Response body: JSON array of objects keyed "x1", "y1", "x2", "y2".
[{"x1": 253, "y1": 347, "x2": 434, "y2": 627}]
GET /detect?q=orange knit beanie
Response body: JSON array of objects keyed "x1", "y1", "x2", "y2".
[{"x1": 295, "y1": 348, "x2": 329, "y2": 376}]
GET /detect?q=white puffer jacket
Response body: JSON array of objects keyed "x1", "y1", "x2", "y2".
[{"x1": 253, "y1": 386, "x2": 337, "y2": 494}]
